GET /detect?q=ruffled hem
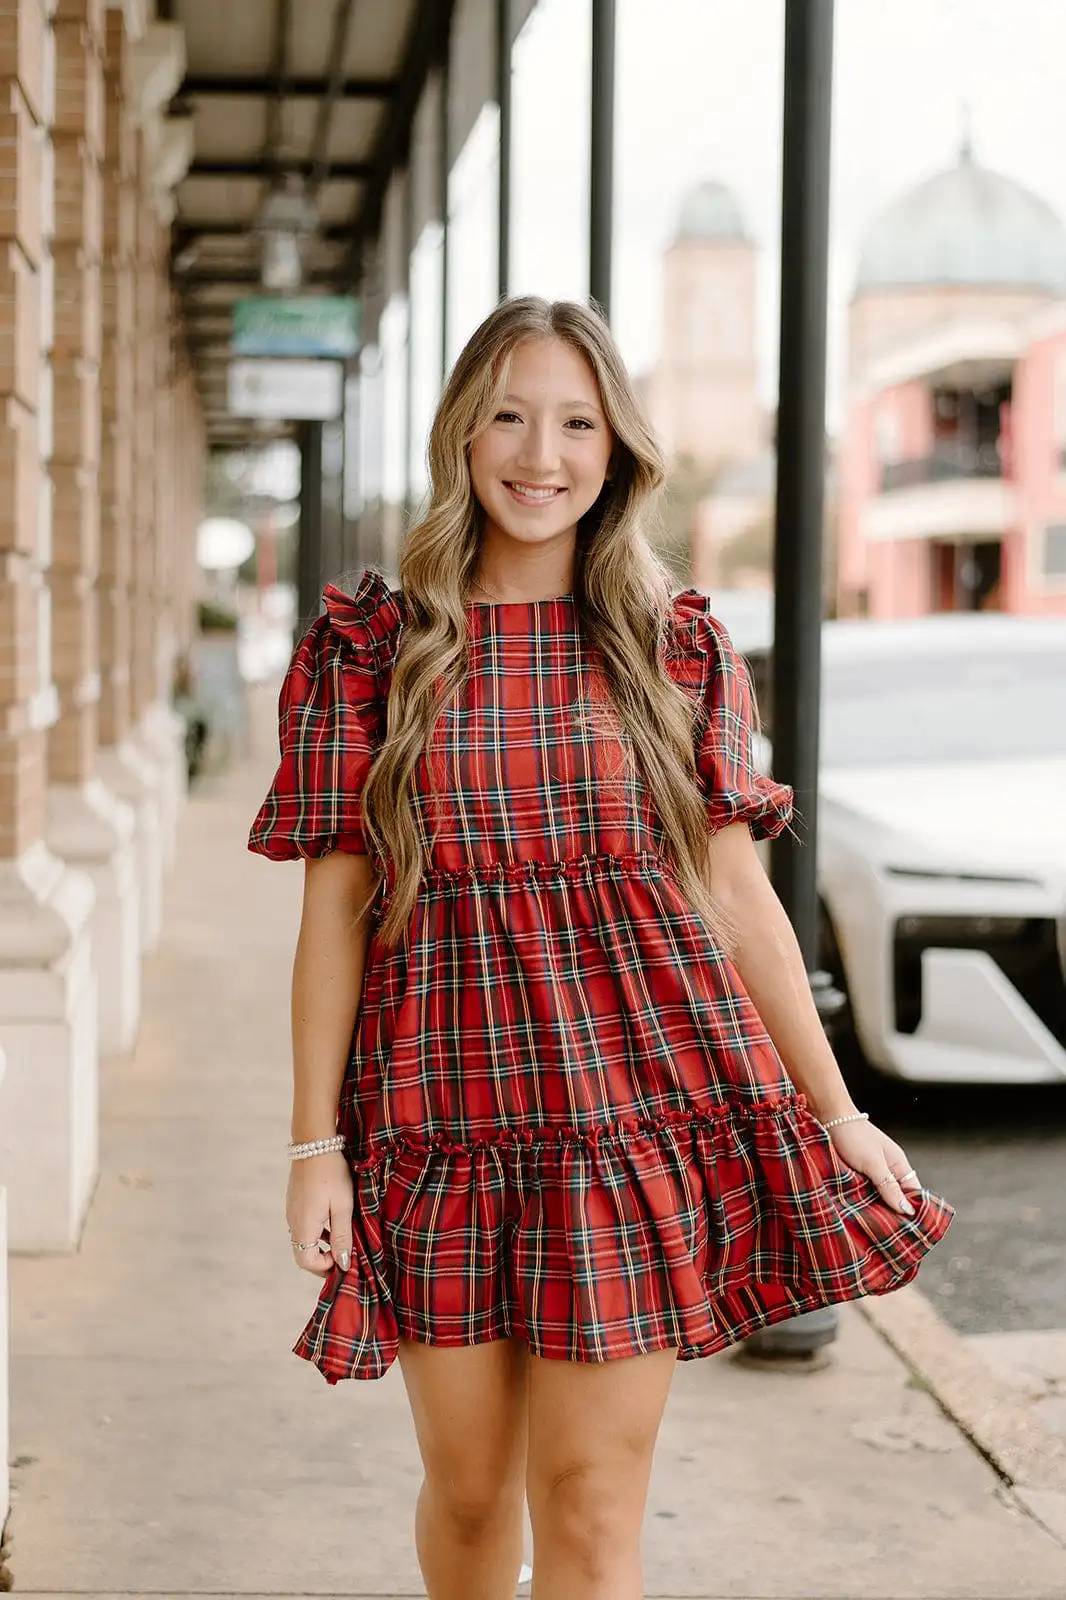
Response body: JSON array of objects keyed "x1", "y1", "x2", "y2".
[{"x1": 292, "y1": 1096, "x2": 954, "y2": 1383}]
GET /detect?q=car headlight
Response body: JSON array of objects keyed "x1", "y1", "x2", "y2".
[{"x1": 884, "y1": 866, "x2": 1040, "y2": 888}]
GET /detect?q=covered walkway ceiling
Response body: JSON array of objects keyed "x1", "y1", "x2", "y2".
[{"x1": 163, "y1": 0, "x2": 454, "y2": 449}]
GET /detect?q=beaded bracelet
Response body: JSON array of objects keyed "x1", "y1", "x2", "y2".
[
  {"x1": 287, "y1": 1134, "x2": 345, "y2": 1161},
  {"x1": 821, "y1": 1111, "x2": 870, "y2": 1131}
]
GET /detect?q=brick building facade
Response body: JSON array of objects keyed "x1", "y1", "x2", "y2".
[{"x1": 0, "y1": 0, "x2": 203, "y2": 1530}]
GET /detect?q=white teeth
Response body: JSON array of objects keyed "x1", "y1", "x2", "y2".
[{"x1": 509, "y1": 484, "x2": 561, "y2": 500}]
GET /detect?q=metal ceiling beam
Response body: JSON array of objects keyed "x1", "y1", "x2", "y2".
[
  {"x1": 181, "y1": 74, "x2": 395, "y2": 99},
  {"x1": 189, "y1": 158, "x2": 371, "y2": 180},
  {"x1": 178, "y1": 266, "x2": 338, "y2": 286},
  {"x1": 346, "y1": 0, "x2": 456, "y2": 263},
  {"x1": 307, "y1": 0, "x2": 360, "y2": 194},
  {"x1": 174, "y1": 219, "x2": 353, "y2": 243},
  {"x1": 265, "y1": 0, "x2": 294, "y2": 179}
]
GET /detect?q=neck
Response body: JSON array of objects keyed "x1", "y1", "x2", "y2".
[{"x1": 473, "y1": 533, "x2": 575, "y2": 604}]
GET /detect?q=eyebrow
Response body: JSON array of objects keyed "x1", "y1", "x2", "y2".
[{"x1": 501, "y1": 393, "x2": 603, "y2": 413}]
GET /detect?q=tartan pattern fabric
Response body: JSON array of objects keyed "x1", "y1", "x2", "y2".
[{"x1": 249, "y1": 569, "x2": 953, "y2": 1383}]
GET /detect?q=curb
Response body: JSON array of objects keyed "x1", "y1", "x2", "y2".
[{"x1": 858, "y1": 1286, "x2": 1066, "y2": 1545}]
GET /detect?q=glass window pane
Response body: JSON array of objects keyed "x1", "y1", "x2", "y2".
[
  {"x1": 409, "y1": 221, "x2": 445, "y2": 499},
  {"x1": 509, "y1": 0, "x2": 592, "y2": 302},
  {"x1": 447, "y1": 105, "x2": 501, "y2": 368}
]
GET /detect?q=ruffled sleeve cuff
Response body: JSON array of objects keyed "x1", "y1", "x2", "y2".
[
  {"x1": 247, "y1": 569, "x2": 404, "y2": 861},
  {"x1": 667, "y1": 590, "x2": 794, "y2": 842}
]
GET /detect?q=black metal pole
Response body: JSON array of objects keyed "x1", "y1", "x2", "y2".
[
  {"x1": 496, "y1": 0, "x2": 512, "y2": 301},
  {"x1": 589, "y1": 0, "x2": 615, "y2": 319},
  {"x1": 743, "y1": 0, "x2": 840, "y2": 1364},
  {"x1": 769, "y1": 0, "x2": 835, "y2": 965},
  {"x1": 297, "y1": 421, "x2": 324, "y2": 634}
]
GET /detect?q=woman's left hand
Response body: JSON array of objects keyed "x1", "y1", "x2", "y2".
[{"x1": 826, "y1": 1119, "x2": 923, "y2": 1217}]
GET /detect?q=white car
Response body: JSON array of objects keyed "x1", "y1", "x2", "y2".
[{"x1": 707, "y1": 599, "x2": 1066, "y2": 1087}]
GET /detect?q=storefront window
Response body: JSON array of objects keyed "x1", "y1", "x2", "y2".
[
  {"x1": 409, "y1": 221, "x2": 445, "y2": 501},
  {"x1": 509, "y1": 0, "x2": 592, "y2": 303},
  {"x1": 358, "y1": 341, "x2": 384, "y2": 510},
  {"x1": 446, "y1": 104, "x2": 500, "y2": 367},
  {"x1": 380, "y1": 293, "x2": 410, "y2": 514}
]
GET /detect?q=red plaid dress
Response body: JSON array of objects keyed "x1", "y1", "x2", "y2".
[{"x1": 250, "y1": 568, "x2": 952, "y2": 1383}]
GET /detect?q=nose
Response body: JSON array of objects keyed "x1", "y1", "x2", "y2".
[{"x1": 516, "y1": 418, "x2": 561, "y2": 477}]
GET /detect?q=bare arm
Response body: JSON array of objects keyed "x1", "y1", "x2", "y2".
[
  {"x1": 291, "y1": 849, "x2": 379, "y2": 1141},
  {"x1": 286, "y1": 850, "x2": 380, "y2": 1275},
  {"x1": 702, "y1": 823, "x2": 919, "y2": 1215},
  {"x1": 703, "y1": 822, "x2": 858, "y2": 1122}
]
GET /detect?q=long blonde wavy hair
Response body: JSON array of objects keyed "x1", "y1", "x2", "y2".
[{"x1": 362, "y1": 295, "x2": 725, "y2": 947}]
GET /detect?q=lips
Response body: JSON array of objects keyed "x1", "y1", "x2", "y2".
[{"x1": 504, "y1": 481, "x2": 567, "y2": 504}]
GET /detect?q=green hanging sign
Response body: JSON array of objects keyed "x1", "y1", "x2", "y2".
[{"x1": 231, "y1": 296, "x2": 360, "y2": 359}]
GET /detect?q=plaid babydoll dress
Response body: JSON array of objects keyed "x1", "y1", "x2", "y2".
[{"x1": 249, "y1": 567, "x2": 953, "y2": 1383}]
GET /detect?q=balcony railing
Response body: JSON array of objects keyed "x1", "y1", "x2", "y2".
[{"x1": 880, "y1": 441, "x2": 1003, "y2": 493}]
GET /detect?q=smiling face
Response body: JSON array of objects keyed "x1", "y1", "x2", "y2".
[{"x1": 468, "y1": 336, "x2": 613, "y2": 560}]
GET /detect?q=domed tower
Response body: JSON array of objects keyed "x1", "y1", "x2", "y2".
[
  {"x1": 839, "y1": 140, "x2": 1066, "y2": 619},
  {"x1": 849, "y1": 141, "x2": 1066, "y2": 380},
  {"x1": 647, "y1": 181, "x2": 763, "y2": 467}
]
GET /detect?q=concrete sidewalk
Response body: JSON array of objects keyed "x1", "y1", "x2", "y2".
[{"x1": 6, "y1": 684, "x2": 1066, "y2": 1599}]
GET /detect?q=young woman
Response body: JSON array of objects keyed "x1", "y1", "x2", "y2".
[{"x1": 249, "y1": 296, "x2": 952, "y2": 1600}]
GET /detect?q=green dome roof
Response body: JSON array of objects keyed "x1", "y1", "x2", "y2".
[
  {"x1": 675, "y1": 182, "x2": 748, "y2": 244},
  {"x1": 856, "y1": 148, "x2": 1066, "y2": 295}
]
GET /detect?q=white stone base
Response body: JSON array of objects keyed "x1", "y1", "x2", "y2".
[
  {"x1": 46, "y1": 779, "x2": 141, "y2": 1057},
  {"x1": 136, "y1": 702, "x2": 188, "y2": 869},
  {"x1": 0, "y1": 845, "x2": 98, "y2": 1253},
  {"x1": 96, "y1": 739, "x2": 165, "y2": 954}
]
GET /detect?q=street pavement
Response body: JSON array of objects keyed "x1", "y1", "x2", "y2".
[
  {"x1": 6, "y1": 683, "x2": 1066, "y2": 1600},
  {"x1": 858, "y1": 1077, "x2": 1066, "y2": 1337}
]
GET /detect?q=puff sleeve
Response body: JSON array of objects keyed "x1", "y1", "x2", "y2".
[
  {"x1": 247, "y1": 570, "x2": 404, "y2": 861},
  {"x1": 668, "y1": 591, "x2": 794, "y2": 841}
]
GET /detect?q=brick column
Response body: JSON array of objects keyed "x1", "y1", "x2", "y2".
[
  {"x1": 98, "y1": 3, "x2": 133, "y2": 753},
  {"x1": 129, "y1": 159, "x2": 156, "y2": 727},
  {"x1": 95, "y1": 8, "x2": 188, "y2": 955},
  {"x1": 140, "y1": 226, "x2": 191, "y2": 858},
  {"x1": 48, "y1": 1, "x2": 102, "y2": 788},
  {"x1": 0, "y1": 0, "x2": 98, "y2": 1253},
  {"x1": 173, "y1": 366, "x2": 203, "y2": 664},
  {"x1": 44, "y1": 0, "x2": 140, "y2": 1057},
  {"x1": 0, "y1": 0, "x2": 48, "y2": 860}
]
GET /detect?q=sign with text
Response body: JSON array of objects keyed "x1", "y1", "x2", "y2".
[
  {"x1": 231, "y1": 296, "x2": 360, "y2": 359},
  {"x1": 227, "y1": 359, "x2": 344, "y2": 421}
]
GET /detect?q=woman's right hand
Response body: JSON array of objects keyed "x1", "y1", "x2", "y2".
[{"x1": 285, "y1": 1151, "x2": 354, "y2": 1277}]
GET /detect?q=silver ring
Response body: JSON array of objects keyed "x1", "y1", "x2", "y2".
[
  {"x1": 875, "y1": 1172, "x2": 896, "y2": 1187},
  {"x1": 291, "y1": 1238, "x2": 324, "y2": 1252},
  {"x1": 901, "y1": 1168, "x2": 919, "y2": 1184}
]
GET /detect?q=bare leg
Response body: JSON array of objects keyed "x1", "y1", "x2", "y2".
[
  {"x1": 397, "y1": 1337, "x2": 529, "y2": 1600},
  {"x1": 525, "y1": 1346, "x2": 676, "y2": 1600}
]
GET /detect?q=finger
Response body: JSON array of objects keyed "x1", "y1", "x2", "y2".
[
  {"x1": 871, "y1": 1167, "x2": 915, "y2": 1217},
  {"x1": 894, "y1": 1160, "x2": 923, "y2": 1194},
  {"x1": 291, "y1": 1239, "x2": 333, "y2": 1277},
  {"x1": 329, "y1": 1199, "x2": 354, "y2": 1275}
]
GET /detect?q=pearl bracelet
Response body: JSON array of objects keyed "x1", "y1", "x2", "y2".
[
  {"x1": 287, "y1": 1134, "x2": 346, "y2": 1161},
  {"x1": 821, "y1": 1111, "x2": 870, "y2": 1131}
]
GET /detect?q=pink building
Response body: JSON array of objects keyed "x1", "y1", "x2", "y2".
[{"x1": 838, "y1": 144, "x2": 1066, "y2": 618}]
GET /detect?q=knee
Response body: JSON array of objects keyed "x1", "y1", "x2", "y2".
[
  {"x1": 530, "y1": 1463, "x2": 635, "y2": 1575},
  {"x1": 423, "y1": 1471, "x2": 523, "y2": 1547}
]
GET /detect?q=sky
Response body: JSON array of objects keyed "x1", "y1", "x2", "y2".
[{"x1": 504, "y1": 0, "x2": 1066, "y2": 429}]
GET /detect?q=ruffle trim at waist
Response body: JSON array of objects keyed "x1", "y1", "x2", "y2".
[
  {"x1": 376, "y1": 847, "x2": 674, "y2": 915},
  {"x1": 343, "y1": 1093, "x2": 812, "y2": 1174}
]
